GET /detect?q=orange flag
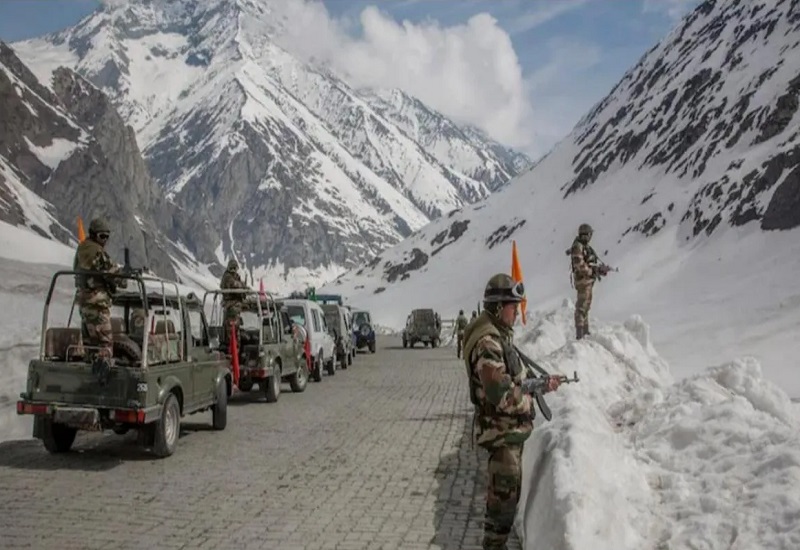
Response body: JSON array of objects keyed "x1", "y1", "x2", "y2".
[
  {"x1": 76, "y1": 216, "x2": 86, "y2": 242},
  {"x1": 511, "y1": 240, "x2": 527, "y2": 325}
]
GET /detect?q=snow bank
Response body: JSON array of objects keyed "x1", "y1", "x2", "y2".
[
  {"x1": 515, "y1": 302, "x2": 800, "y2": 549},
  {"x1": 0, "y1": 258, "x2": 75, "y2": 441}
]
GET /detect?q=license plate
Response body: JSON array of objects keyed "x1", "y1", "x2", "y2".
[{"x1": 54, "y1": 407, "x2": 99, "y2": 428}]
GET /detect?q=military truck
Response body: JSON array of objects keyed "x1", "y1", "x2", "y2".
[
  {"x1": 204, "y1": 289, "x2": 308, "y2": 402},
  {"x1": 16, "y1": 270, "x2": 231, "y2": 458},
  {"x1": 402, "y1": 308, "x2": 442, "y2": 348}
]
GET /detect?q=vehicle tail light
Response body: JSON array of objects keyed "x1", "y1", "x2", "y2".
[
  {"x1": 113, "y1": 409, "x2": 145, "y2": 423},
  {"x1": 16, "y1": 402, "x2": 50, "y2": 415}
]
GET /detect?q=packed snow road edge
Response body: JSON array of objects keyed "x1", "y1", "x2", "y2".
[{"x1": 513, "y1": 302, "x2": 800, "y2": 550}]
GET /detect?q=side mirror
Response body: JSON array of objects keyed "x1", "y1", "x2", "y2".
[
  {"x1": 208, "y1": 335, "x2": 220, "y2": 351},
  {"x1": 284, "y1": 325, "x2": 293, "y2": 335}
]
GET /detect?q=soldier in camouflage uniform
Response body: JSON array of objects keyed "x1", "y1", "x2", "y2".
[
  {"x1": 454, "y1": 309, "x2": 468, "y2": 358},
  {"x1": 463, "y1": 274, "x2": 562, "y2": 549},
  {"x1": 220, "y1": 259, "x2": 246, "y2": 327},
  {"x1": 570, "y1": 223, "x2": 607, "y2": 339},
  {"x1": 73, "y1": 217, "x2": 125, "y2": 361}
]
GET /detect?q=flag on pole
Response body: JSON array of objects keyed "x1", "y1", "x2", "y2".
[
  {"x1": 511, "y1": 240, "x2": 527, "y2": 325},
  {"x1": 77, "y1": 216, "x2": 86, "y2": 242}
]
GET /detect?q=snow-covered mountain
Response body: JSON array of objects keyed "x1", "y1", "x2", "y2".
[
  {"x1": 0, "y1": 41, "x2": 216, "y2": 279},
  {"x1": 323, "y1": 0, "x2": 800, "y2": 394},
  {"x1": 11, "y1": 0, "x2": 531, "y2": 291}
]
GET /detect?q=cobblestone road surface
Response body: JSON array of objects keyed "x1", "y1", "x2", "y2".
[{"x1": 0, "y1": 337, "x2": 522, "y2": 550}]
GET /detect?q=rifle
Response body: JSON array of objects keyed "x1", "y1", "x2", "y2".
[
  {"x1": 514, "y1": 345, "x2": 579, "y2": 421},
  {"x1": 591, "y1": 261, "x2": 618, "y2": 281}
]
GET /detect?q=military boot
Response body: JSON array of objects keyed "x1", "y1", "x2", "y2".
[
  {"x1": 584, "y1": 323, "x2": 591, "y2": 336},
  {"x1": 575, "y1": 326, "x2": 584, "y2": 340}
]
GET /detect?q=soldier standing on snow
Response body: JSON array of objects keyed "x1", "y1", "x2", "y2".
[
  {"x1": 73, "y1": 217, "x2": 126, "y2": 363},
  {"x1": 569, "y1": 223, "x2": 609, "y2": 339},
  {"x1": 454, "y1": 309, "x2": 468, "y2": 358},
  {"x1": 463, "y1": 273, "x2": 563, "y2": 549}
]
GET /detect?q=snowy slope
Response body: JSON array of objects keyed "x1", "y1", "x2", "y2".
[
  {"x1": 12, "y1": 0, "x2": 531, "y2": 291},
  {"x1": 324, "y1": 0, "x2": 800, "y2": 394}
]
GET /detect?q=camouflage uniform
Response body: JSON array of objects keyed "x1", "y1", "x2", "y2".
[
  {"x1": 220, "y1": 259, "x2": 246, "y2": 326},
  {"x1": 570, "y1": 223, "x2": 598, "y2": 339},
  {"x1": 463, "y1": 274, "x2": 533, "y2": 550},
  {"x1": 455, "y1": 310, "x2": 468, "y2": 358},
  {"x1": 73, "y1": 218, "x2": 124, "y2": 359}
]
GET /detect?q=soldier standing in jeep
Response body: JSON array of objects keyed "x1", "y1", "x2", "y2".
[
  {"x1": 220, "y1": 259, "x2": 247, "y2": 326},
  {"x1": 73, "y1": 217, "x2": 126, "y2": 363}
]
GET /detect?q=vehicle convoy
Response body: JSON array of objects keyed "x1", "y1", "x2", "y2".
[
  {"x1": 402, "y1": 308, "x2": 442, "y2": 348},
  {"x1": 351, "y1": 309, "x2": 376, "y2": 353},
  {"x1": 319, "y1": 294, "x2": 355, "y2": 368},
  {"x1": 204, "y1": 289, "x2": 308, "y2": 402},
  {"x1": 16, "y1": 268, "x2": 231, "y2": 458}
]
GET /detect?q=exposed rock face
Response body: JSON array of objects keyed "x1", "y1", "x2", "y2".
[{"x1": 0, "y1": 41, "x2": 212, "y2": 278}]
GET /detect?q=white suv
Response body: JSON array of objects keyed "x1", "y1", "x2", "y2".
[{"x1": 280, "y1": 299, "x2": 337, "y2": 382}]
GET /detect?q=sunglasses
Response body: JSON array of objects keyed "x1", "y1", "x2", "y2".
[
  {"x1": 96, "y1": 232, "x2": 110, "y2": 240},
  {"x1": 510, "y1": 281, "x2": 525, "y2": 298}
]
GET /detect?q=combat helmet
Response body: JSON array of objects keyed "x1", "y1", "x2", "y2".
[
  {"x1": 89, "y1": 217, "x2": 111, "y2": 235},
  {"x1": 578, "y1": 223, "x2": 593, "y2": 236},
  {"x1": 483, "y1": 273, "x2": 525, "y2": 304},
  {"x1": 227, "y1": 259, "x2": 239, "y2": 270}
]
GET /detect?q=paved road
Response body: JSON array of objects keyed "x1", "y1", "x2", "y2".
[{"x1": 0, "y1": 337, "x2": 522, "y2": 550}]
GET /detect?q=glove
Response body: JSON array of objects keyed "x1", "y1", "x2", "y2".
[{"x1": 545, "y1": 375, "x2": 562, "y2": 393}]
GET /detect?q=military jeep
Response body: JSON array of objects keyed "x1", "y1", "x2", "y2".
[
  {"x1": 402, "y1": 308, "x2": 442, "y2": 348},
  {"x1": 204, "y1": 289, "x2": 308, "y2": 402},
  {"x1": 351, "y1": 309, "x2": 376, "y2": 353},
  {"x1": 16, "y1": 270, "x2": 231, "y2": 458}
]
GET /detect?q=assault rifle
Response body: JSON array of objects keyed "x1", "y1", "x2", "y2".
[
  {"x1": 515, "y1": 345, "x2": 579, "y2": 421},
  {"x1": 591, "y1": 262, "x2": 618, "y2": 281}
]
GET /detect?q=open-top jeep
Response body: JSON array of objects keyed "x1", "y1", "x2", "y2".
[
  {"x1": 204, "y1": 289, "x2": 308, "y2": 402},
  {"x1": 402, "y1": 308, "x2": 442, "y2": 348},
  {"x1": 16, "y1": 269, "x2": 232, "y2": 458}
]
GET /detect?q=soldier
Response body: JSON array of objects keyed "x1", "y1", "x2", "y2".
[
  {"x1": 454, "y1": 309, "x2": 468, "y2": 358},
  {"x1": 570, "y1": 223, "x2": 607, "y2": 339},
  {"x1": 220, "y1": 259, "x2": 246, "y2": 330},
  {"x1": 471, "y1": 310, "x2": 478, "y2": 321},
  {"x1": 73, "y1": 217, "x2": 125, "y2": 362},
  {"x1": 463, "y1": 273, "x2": 563, "y2": 549}
]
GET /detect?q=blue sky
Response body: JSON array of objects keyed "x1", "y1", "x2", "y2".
[{"x1": 0, "y1": 0, "x2": 701, "y2": 157}]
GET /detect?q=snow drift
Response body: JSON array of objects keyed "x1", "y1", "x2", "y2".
[{"x1": 516, "y1": 301, "x2": 800, "y2": 549}]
